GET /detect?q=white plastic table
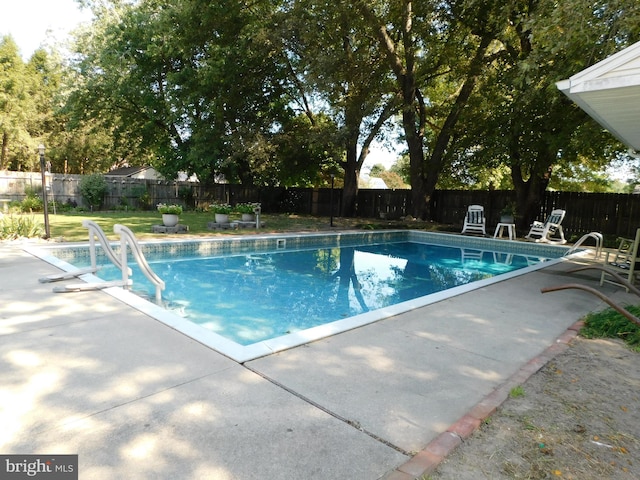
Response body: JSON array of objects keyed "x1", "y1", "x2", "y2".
[{"x1": 494, "y1": 222, "x2": 516, "y2": 240}]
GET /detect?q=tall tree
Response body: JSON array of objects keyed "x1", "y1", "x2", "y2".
[
  {"x1": 451, "y1": 0, "x2": 640, "y2": 227},
  {"x1": 0, "y1": 37, "x2": 37, "y2": 170},
  {"x1": 278, "y1": 0, "x2": 398, "y2": 215},
  {"x1": 355, "y1": 0, "x2": 507, "y2": 219},
  {"x1": 69, "y1": 0, "x2": 290, "y2": 183}
]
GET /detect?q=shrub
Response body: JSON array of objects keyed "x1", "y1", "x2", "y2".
[
  {"x1": 79, "y1": 174, "x2": 108, "y2": 210},
  {"x1": 21, "y1": 185, "x2": 43, "y2": 212},
  {"x1": 131, "y1": 185, "x2": 151, "y2": 210},
  {"x1": 20, "y1": 196, "x2": 43, "y2": 212},
  {"x1": 178, "y1": 186, "x2": 195, "y2": 207},
  {"x1": 0, "y1": 214, "x2": 44, "y2": 240}
]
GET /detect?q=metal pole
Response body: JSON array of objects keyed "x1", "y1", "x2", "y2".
[
  {"x1": 38, "y1": 144, "x2": 50, "y2": 239},
  {"x1": 330, "y1": 174, "x2": 335, "y2": 227}
]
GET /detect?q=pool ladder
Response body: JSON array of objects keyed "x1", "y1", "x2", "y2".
[{"x1": 40, "y1": 221, "x2": 165, "y2": 302}]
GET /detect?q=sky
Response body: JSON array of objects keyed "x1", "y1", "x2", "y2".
[{"x1": 0, "y1": 0, "x2": 93, "y2": 60}]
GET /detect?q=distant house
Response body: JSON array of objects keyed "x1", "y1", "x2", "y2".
[
  {"x1": 367, "y1": 177, "x2": 389, "y2": 189},
  {"x1": 106, "y1": 166, "x2": 160, "y2": 180},
  {"x1": 106, "y1": 166, "x2": 199, "y2": 182},
  {"x1": 359, "y1": 174, "x2": 388, "y2": 189}
]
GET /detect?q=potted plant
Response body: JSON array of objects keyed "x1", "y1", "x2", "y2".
[
  {"x1": 210, "y1": 203, "x2": 232, "y2": 223},
  {"x1": 499, "y1": 202, "x2": 516, "y2": 224},
  {"x1": 235, "y1": 202, "x2": 261, "y2": 221},
  {"x1": 157, "y1": 203, "x2": 183, "y2": 227}
]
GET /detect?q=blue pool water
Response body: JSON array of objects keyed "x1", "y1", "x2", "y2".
[{"x1": 68, "y1": 240, "x2": 547, "y2": 346}]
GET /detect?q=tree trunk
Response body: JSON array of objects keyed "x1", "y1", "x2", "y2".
[
  {"x1": 422, "y1": 33, "x2": 493, "y2": 220},
  {"x1": 1, "y1": 131, "x2": 8, "y2": 170},
  {"x1": 404, "y1": 109, "x2": 427, "y2": 218},
  {"x1": 511, "y1": 160, "x2": 553, "y2": 231},
  {"x1": 341, "y1": 140, "x2": 360, "y2": 217}
]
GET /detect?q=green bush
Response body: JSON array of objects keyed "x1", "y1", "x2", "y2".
[
  {"x1": 0, "y1": 214, "x2": 44, "y2": 240},
  {"x1": 24, "y1": 185, "x2": 42, "y2": 198},
  {"x1": 79, "y1": 174, "x2": 108, "y2": 210},
  {"x1": 21, "y1": 196, "x2": 43, "y2": 212}
]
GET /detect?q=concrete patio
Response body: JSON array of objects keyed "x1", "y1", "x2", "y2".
[{"x1": 0, "y1": 240, "x2": 634, "y2": 479}]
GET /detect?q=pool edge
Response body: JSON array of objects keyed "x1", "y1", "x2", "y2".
[{"x1": 24, "y1": 230, "x2": 577, "y2": 363}]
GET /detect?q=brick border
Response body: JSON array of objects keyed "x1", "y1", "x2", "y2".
[{"x1": 384, "y1": 320, "x2": 584, "y2": 479}]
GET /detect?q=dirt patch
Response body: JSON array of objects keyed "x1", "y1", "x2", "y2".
[{"x1": 431, "y1": 336, "x2": 640, "y2": 480}]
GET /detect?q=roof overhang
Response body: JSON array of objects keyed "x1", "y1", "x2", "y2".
[{"x1": 556, "y1": 40, "x2": 640, "y2": 154}]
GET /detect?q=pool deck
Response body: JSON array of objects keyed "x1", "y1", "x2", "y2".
[{"x1": 1, "y1": 238, "x2": 635, "y2": 479}]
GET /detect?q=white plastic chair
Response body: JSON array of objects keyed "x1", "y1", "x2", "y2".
[
  {"x1": 600, "y1": 228, "x2": 640, "y2": 291},
  {"x1": 525, "y1": 209, "x2": 566, "y2": 244},
  {"x1": 461, "y1": 205, "x2": 486, "y2": 236}
]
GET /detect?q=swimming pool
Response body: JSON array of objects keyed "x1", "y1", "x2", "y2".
[{"x1": 31, "y1": 230, "x2": 572, "y2": 362}]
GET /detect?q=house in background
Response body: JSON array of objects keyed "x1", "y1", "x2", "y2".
[
  {"x1": 359, "y1": 171, "x2": 388, "y2": 189},
  {"x1": 106, "y1": 165, "x2": 199, "y2": 182},
  {"x1": 106, "y1": 165, "x2": 161, "y2": 180}
]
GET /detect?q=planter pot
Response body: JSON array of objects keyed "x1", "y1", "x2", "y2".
[
  {"x1": 500, "y1": 215, "x2": 515, "y2": 224},
  {"x1": 215, "y1": 213, "x2": 229, "y2": 223},
  {"x1": 162, "y1": 214, "x2": 180, "y2": 227},
  {"x1": 241, "y1": 213, "x2": 255, "y2": 221}
]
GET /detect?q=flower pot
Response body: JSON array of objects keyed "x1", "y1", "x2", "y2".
[
  {"x1": 241, "y1": 213, "x2": 255, "y2": 221},
  {"x1": 500, "y1": 215, "x2": 515, "y2": 224},
  {"x1": 162, "y1": 213, "x2": 179, "y2": 227},
  {"x1": 215, "y1": 213, "x2": 229, "y2": 224}
]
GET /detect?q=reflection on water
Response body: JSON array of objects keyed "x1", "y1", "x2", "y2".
[{"x1": 65, "y1": 241, "x2": 541, "y2": 345}]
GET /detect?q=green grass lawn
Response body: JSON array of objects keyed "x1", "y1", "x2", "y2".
[
  {"x1": 44, "y1": 211, "x2": 325, "y2": 242},
  {"x1": 44, "y1": 211, "x2": 417, "y2": 242},
  {"x1": 2, "y1": 208, "x2": 451, "y2": 242}
]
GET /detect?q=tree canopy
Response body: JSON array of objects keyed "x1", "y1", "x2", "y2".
[{"x1": 3, "y1": 0, "x2": 640, "y2": 218}]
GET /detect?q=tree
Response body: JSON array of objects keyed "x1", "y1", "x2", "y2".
[
  {"x1": 0, "y1": 36, "x2": 69, "y2": 172},
  {"x1": 68, "y1": 0, "x2": 291, "y2": 183},
  {"x1": 271, "y1": 113, "x2": 343, "y2": 187},
  {"x1": 0, "y1": 37, "x2": 38, "y2": 170},
  {"x1": 278, "y1": 0, "x2": 398, "y2": 215},
  {"x1": 355, "y1": 0, "x2": 509, "y2": 219},
  {"x1": 452, "y1": 0, "x2": 640, "y2": 226}
]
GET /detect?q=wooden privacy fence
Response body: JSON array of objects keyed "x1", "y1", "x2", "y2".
[
  {"x1": 430, "y1": 190, "x2": 640, "y2": 241},
  {"x1": 2, "y1": 171, "x2": 640, "y2": 239}
]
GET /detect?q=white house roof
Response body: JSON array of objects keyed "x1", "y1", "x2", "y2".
[{"x1": 556, "y1": 40, "x2": 640, "y2": 153}]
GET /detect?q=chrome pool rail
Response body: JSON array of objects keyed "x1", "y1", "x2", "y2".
[
  {"x1": 114, "y1": 223, "x2": 165, "y2": 302},
  {"x1": 40, "y1": 221, "x2": 165, "y2": 302}
]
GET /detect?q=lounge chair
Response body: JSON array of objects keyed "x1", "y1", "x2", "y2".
[
  {"x1": 600, "y1": 228, "x2": 640, "y2": 291},
  {"x1": 525, "y1": 209, "x2": 566, "y2": 244},
  {"x1": 461, "y1": 205, "x2": 486, "y2": 236}
]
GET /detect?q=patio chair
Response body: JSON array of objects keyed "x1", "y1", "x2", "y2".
[
  {"x1": 461, "y1": 205, "x2": 486, "y2": 236},
  {"x1": 525, "y1": 209, "x2": 567, "y2": 244},
  {"x1": 600, "y1": 228, "x2": 640, "y2": 291},
  {"x1": 461, "y1": 248, "x2": 484, "y2": 263}
]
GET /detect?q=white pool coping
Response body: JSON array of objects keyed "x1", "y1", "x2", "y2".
[{"x1": 26, "y1": 232, "x2": 581, "y2": 363}]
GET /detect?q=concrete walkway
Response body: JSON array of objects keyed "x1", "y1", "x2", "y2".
[{"x1": 0, "y1": 242, "x2": 635, "y2": 479}]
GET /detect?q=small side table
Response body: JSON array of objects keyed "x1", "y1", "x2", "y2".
[{"x1": 494, "y1": 222, "x2": 516, "y2": 240}]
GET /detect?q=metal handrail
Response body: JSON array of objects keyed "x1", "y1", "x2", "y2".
[
  {"x1": 82, "y1": 219, "x2": 130, "y2": 274},
  {"x1": 113, "y1": 224, "x2": 165, "y2": 302}
]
